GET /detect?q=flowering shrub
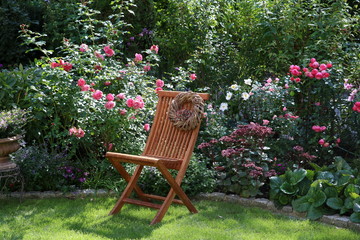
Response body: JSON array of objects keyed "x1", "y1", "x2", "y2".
[
  {"x1": 198, "y1": 122, "x2": 277, "y2": 197},
  {"x1": 0, "y1": 109, "x2": 28, "y2": 138},
  {"x1": 14, "y1": 1, "x2": 197, "y2": 192}
]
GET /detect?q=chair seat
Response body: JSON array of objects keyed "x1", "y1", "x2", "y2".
[{"x1": 106, "y1": 152, "x2": 183, "y2": 170}]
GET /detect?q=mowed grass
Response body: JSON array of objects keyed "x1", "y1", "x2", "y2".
[{"x1": 0, "y1": 197, "x2": 358, "y2": 240}]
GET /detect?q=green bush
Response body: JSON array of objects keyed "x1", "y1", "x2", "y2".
[{"x1": 270, "y1": 157, "x2": 360, "y2": 222}]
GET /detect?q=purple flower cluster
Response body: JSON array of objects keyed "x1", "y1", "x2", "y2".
[{"x1": 60, "y1": 166, "x2": 89, "y2": 183}]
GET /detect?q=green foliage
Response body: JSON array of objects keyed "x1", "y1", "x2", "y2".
[
  {"x1": 0, "y1": 109, "x2": 28, "y2": 138},
  {"x1": 198, "y1": 123, "x2": 276, "y2": 197},
  {"x1": 138, "y1": 158, "x2": 216, "y2": 197},
  {"x1": 270, "y1": 157, "x2": 360, "y2": 222}
]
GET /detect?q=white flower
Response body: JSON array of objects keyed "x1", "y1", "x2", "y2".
[
  {"x1": 230, "y1": 84, "x2": 239, "y2": 90},
  {"x1": 241, "y1": 92, "x2": 250, "y2": 100},
  {"x1": 225, "y1": 92, "x2": 233, "y2": 100},
  {"x1": 219, "y1": 102, "x2": 228, "y2": 111},
  {"x1": 244, "y1": 78, "x2": 252, "y2": 85}
]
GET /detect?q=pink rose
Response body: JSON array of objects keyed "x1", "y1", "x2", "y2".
[
  {"x1": 77, "y1": 78, "x2": 86, "y2": 87},
  {"x1": 189, "y1": 73, "x2": 197, "y2": 80},
  {"x1": 156, "y1": 79, "x2": 164, "y2": 87},
  {"x1": 69, "y1": 127, "x2": 85, "y2": 138},
  {"x1": 319, "y1": 64, "x2": 327, "y2": 71},
  {"x1": 262, "y1": 119, "x2": 270, "y2": 125},
  {"x1": 106, "y1": 94, "x2": 115, "y2": 101},
  {"x1": 143, "y1": 64, "x2": 151, "y2": 72},
  {"x1": 353, "y1": 102, "x2": 360, "y2": 112},
  {"x1": 323, "y1": 142, "x2": 330, "y2": 147},
  {"x1": 104, "y1": 81, "x2": 112, "y2": 86},
  {"x1": 315, "y1": 72, "x2": 323, "y2": 79},
  {"x1": 144, "y1": 123, "x2": 150, "y2": 131},
  {"x1": 134, "y1": 53, "x2": 143, "y2": 62},
  {"x1": 116, "y1": 93, "x2": 126, "y2": 100},
  {"x1": 155, "y1": 87, "x2": 163, "y2": 92},
  {"x1": 62, "y1": 62, "x2": 73, "y2": 72},
  {"x1": 95, "y1": 51, "x2": 104, "y2": 61},
  {"x1": 81, "y1": 84, "x2": 90, "y2": 91},
  {"x1": 92, "y1": 90, "x2": 103, "y2": 100},
  {"x1": 283, "y1": 107, "x2": 287, "y2": 111},
  {"x1": 50, "y1": 62, "x2": 60, "y2": 68},
  {"x1": 126, "y1": 98, "x2": 134, "y2": 107},
  {"x1": 326, "y1": 63, "x2": 333, "y2": 68},
  {"x1": 318, "y1": 139, "x2": 325, "y2": 145},
  {"x1": 105, "y1": 101, "x2": 116, "y2": 109},
  {"x1": 150, "y1": 45, "x2": 159, "y2": 54},
  {"x1": 80, "y1": 44, "x2": 89, "y2": 52},
  {"x1": 103, "y1": 45, "x2": 115, "y2": 57},
  {"x1": 312, "y1": 62, "x2": 319, "y2": 69},
  {"x1": 119, "y1": 109, "x2": 127, "y2": 115}
]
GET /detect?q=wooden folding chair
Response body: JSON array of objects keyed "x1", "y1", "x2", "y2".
[{"x1": 106, "y1": 90, "x2": 210, "y2": 225}]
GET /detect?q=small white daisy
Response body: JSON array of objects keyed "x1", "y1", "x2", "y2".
[
  {"x1": 244, "y1": 78, "x2": 252, "y2": 85},
  {"x1": 225, "y1": 92, "x2": 233, "y2": 100},
  {"x1": 241, "y1": 92, "x2": 250, "y2": 100},
  {"x1": 219, "y1": 102, "x2": 228, "y2": 111}
]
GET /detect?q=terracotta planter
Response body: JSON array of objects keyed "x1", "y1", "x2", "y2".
[{"x1": 0, "y1": 135, "x2": 21, "y2": 170}]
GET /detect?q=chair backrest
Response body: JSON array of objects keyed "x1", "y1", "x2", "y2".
[{"x1": 142, "y1": 91, "x2": 210, "y2": 169}]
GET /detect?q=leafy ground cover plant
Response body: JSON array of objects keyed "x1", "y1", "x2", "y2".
[{"x1": 270, "y1": 157, "x2": 360, "y2": 222}]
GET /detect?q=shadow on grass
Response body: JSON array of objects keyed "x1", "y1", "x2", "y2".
[{"x1": 0, "y1": 197, "x2": 359, "y2": 240}]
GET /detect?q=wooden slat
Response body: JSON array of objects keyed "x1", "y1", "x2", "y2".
[
  {"x1": 141, "y1": 193, "x2": 184, "y2": 205},
  {"x1": 123, "y1": 198, "x2": 162, "y2": 209}
]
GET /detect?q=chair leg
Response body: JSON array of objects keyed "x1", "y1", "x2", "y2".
[
  {"x1": 110, "y1": 159, "x2": 149, "y2": 202},
  {"x1": 109, "y1": 165, "x2": 144, "y2": 215},
  {"x1": 150, "y1": 189, "x2": 176, "y2": 225},
  {"x1": 157, "y1": 163, "x2": 198, "y2": 213}
]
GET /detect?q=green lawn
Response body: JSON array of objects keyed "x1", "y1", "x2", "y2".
[{"x1": 0, "y1": 197, "x2": 358, "y2": 240}]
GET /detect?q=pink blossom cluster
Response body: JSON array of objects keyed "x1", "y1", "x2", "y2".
[
  {"x1": 189, "y1": 73, "x2": 197, "y2": 80},
  {"x1": 318, "y1": 139, "x2": 330, "y2": 147},
  {"x1": 105, "y1": 93, "x2": 116, "y2": 109},
  {"x1": 69, "y1": 127, "x2": 85, "y2": 138},
  {"x1": 264, "y1": 169, "x2": 277, "y2": 177},
  {"x1": 126, "y1": 96, "x2": 145, "y2": 109},
  {"x1": 312, "y1": 125, "x2": 327, "y2": 132},
  {"x1": 249, "y1": 169, "x2": 263, "y2": 179},
  {"x1": 103, "y1": 45, "x2": 115, "y2": 57},
  {"x1": 352, "y1": 102, "x2": 360, "y2": 113},
  {"x1": 289, "y1": 58, "x2": 332, "y2": 82},
  {"x1": 50, "y1": 59, "x2": 73, "y2": 72},
  {"x1": 155, "y1": 79, "x2": 164, "y2": 91},
  {"x1": 197, "y1": 142, "x2": 212, "y2": 149},
  {"x1": 150, "y1": 45, "x2": 159, "y2": 54}
]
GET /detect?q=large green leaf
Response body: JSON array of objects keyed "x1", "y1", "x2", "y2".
[
  {"x1": 334, "y1": 156, "x2": 351, "y2": 171},
  {"x1": 297, "y1": 178, "x2": 311, "y2": 196},
  {"x1": 270, "y1": 176, "x2": 283, "y2": 193},
  {"x1": 311, "y1": 190, "x2": 327, "y2": 208},
  {"x1": 307, "y1": 206, "x2": 324, "y2": 220},
  {"x1": 354, "y1": 202, "x2": 360, "y2": 213},
  {"x1": 292, "y1": 196, "x2": 311, "y2": 212},
  {"x1": 278, "y1": 193, "x2": 291, "y2": 205},
  {"x1": 280, "y1": 182, "x2": 298, "y2": 195},
  {"x1": 324, "y1": 187, "x2": 338, "y2": 198},
  {"x1": 326, "y1": 197, "x2": 343, "y2": 210},
  {"x1": 350, "y1": 213, "x2": 360, "y2": 223},
  {"x1": 344, "y1": 184, "x2": 359, "y2": 198},
  {"x1": 316, "y1": 171, "x2": 335, "y2": 183},
  {"x1": 286, "y1": 168, "x2": 307, "y2": 185}
]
